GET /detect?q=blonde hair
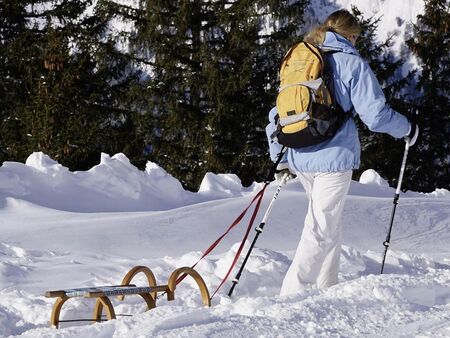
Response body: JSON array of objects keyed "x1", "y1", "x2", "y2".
[{"x1": 304, "y1": 10, "x2": 361, "y2": 45}]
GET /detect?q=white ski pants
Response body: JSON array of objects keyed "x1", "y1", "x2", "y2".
[{"x1": 280, "y1": 170, "x2": 352, "y2": 296}]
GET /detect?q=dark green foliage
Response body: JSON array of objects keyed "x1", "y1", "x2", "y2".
[
  {"x1": 0, "y1": 0, "x2": 146, "y2": 170},
  {"x1": 0, "y1": 0, "x2": 32, "y2": 161},
  {"x1": 136, "y1": 0, "x2": 307, "y2": 190}
]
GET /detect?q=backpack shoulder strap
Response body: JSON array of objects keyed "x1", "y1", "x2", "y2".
[
  {"x1": 303, "y1": 42, "x2": 324, "y2": 71},
  {"x1": 280, "y1": 41, "x2": 302, "y2": 67}
]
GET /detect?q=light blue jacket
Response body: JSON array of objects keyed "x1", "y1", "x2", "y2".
[{"x1": 266, "y1": 31, "x2": 411, "y2": 172}]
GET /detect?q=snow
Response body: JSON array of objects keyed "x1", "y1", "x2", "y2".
[
  {"x1": 0, "y1": 152, "x2": 449, "y2": 337},
  {"x1": 359, "y1": 168, "x2": 390, "y2": 187}
]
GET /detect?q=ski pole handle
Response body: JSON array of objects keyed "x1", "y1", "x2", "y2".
[
  {"x1": 266, "y1": 147, "x2": 287, "y2": 183},
  {"x1": 395, "y1": 141, "x2": 409, "y2": 195}
]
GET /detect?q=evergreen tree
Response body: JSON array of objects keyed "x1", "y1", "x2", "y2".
[
  {"x1": 1, "y1": 0, "x2": 146, "y2": 170},
  {"x1": 406, "y1": 0, "x2": 450, "y2": 191},
  {"x1": 216, "y1": 1, "x2": 308, "y2": 188},
  {"x1": 134, "y1": 0, "x2": 307, "y2": 190},
  {"x1": 0, "y1": 0, "x2": 34, "y2": 161}
]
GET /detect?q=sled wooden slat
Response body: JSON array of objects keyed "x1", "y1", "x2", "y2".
[
  {"x1": 85, "y1": 286, "x2": 156, "y2": 298},
  {"x1": 45, "y1": 285, "x2": 136, "y2": 298}
]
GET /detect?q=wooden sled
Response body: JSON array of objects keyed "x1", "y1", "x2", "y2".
[{"x1": 45, "y1": 266, "x2": 210, "y2": 328}]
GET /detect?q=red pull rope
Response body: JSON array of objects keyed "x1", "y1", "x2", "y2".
[
  {"x1": 175, "y1": 184, "x2": 268, "y2": 288},
  {"x1": 210, "y1": 184, "x2": 267, "y2": 298}
]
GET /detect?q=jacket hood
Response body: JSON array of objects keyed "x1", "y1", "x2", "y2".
[{"x1": 320, "y1": 31, "x2": 360, "y2": 56}]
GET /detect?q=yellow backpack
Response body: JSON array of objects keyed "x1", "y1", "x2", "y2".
[{"x1": 272, "y1": 41, "x2": 350, "y2": 148}]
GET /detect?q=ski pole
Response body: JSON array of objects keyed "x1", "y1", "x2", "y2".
[
  {"x1": 228, "y1": 171, "x2": 290, "y2": 297},
  {"x1": 380, "y1": 140, "x2": 410, "y2": 274}
]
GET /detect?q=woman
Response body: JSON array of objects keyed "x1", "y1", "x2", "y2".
[{"x1": 265, "y1": 9, "x2": 419, "y2": 296}]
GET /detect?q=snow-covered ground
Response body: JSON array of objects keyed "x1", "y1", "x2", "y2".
[{"x1": 0, "y1": 152, "x2": 449, "y2": 337}]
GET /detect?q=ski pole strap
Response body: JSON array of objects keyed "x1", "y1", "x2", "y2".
[
  {"x1": 175, "y1": 183, "x2": 269, "y2": 286},
  {"x1": 210, "y1": 183, "x2": 268, "y2": 298}
]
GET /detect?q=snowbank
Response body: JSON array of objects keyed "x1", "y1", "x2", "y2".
[
  {"x1": 0, "y1": 152, "x2": 257, "y2": 213},
  {"x1": 2, "y1": 153, "x2": 445, "y2": 214}
]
